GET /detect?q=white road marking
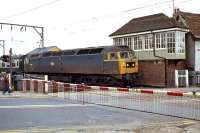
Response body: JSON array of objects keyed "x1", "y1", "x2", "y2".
[{"x1": 0, "y1": 104, "x2": 92, "y2": 109}]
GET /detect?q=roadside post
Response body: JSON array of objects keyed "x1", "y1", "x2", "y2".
[{"x1": 45, "y1": 75, "x2": 48, "y2": 94}]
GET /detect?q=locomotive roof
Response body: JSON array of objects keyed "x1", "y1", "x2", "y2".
[
  {"x1": 26, "y1": 46, "x2": 61, "y2": 55},
  {"x1": 62, "y1": 45, "x2": 131, "y2": 53},
  {"x1": 26, "y1": 45, "x2": 131, "y2": 57}
]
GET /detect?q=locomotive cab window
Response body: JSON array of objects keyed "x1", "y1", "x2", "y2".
[
  {"x1": 129, "y1": 51, "x2": 136, "y2": 58},
  {"x1": 120, "y1": 52, "x2": 129, "y2": 59},
  {"x1": 107, "y1": 52, "x2": 118, "y2": 60}
]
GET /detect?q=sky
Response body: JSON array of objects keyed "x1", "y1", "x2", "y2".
[{"x1": 0, "y1": 0, "x2": 199, "y2": 55}]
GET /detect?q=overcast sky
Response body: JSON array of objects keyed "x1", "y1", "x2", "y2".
[{"x1": 0, "y1": 0, "x2": 199, "y2": 55}]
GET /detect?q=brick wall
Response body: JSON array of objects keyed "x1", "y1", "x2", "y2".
[{"x1": 137, "y1": 59, "x2": 186, "y2": 87}]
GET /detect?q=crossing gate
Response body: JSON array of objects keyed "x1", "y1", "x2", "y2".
[
  {"x1": 21, "y1": 79, "x2": 200, "y2": 120},
  {"x1": 22, "y1": 79, "x2": 46, "y2": 94},
  {"x1": 63, "y1": 85, "x2": 200, "y2": 120}
]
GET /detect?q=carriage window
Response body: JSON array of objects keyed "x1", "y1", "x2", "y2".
[
  {"x1": 108, "y1": 52, "x2": 118, "y2": 60},
  {"x1": 120, "y1": 52, "x2": 129, "y2": 59}
]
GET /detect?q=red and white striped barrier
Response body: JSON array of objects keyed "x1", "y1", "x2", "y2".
[
  {"x1": 22, "y1": 79, "x2": 47, "y2": 94},
  {"x1": 21, "y1": 79, "x2": 200, "y2": 98}
]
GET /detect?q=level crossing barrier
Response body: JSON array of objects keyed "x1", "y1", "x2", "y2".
[
  {"x1": 22, "y1": 79, "x2": 47, "y2": 94},
  {"x1": 20, "y1": 79, "x2": 200, "y2": 120}
]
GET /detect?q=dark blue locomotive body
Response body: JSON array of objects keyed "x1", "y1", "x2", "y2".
[{"x1": 23, "y1": 46, "x2": 138, "y2": 86}]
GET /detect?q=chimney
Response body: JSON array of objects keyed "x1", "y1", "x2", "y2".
[
  {"x1": 173, "y1": 8, "x2": 180, "y2": 18},
  {"x1": 174, "y1": 8, "x2": 180, "y2": 14}
]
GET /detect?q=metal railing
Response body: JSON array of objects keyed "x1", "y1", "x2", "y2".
[
  {"x1": 21, "y1": 79, "x2": 200, "y2": 120},
  {"x1": 196, "y1": 74, "x2": 200, "y2": 85}
]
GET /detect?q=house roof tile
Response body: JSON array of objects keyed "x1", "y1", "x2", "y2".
[
  {"x1": 109, "y1": 13, "x2": 186, "y2": 37},
  {"x1": 177, "y1": 11, "x2": 200, "y2": 38}
]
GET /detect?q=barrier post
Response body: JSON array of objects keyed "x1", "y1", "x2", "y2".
[
  {"x1": 175, "y1": 70, "x2": 178, "y2": 88},
  {"x1": 52, "y1": 80, "x2": 58, "y2": 97},
  {"x1": 64, "y1": 83, "x2": 70, "y2": 101},
  {"x1": 22, "y1": 80, "x2": 26, "y2": 92},
  {"x1": 185, "y1": 70, "x2": 189, "y2": 87},
  {"x1": 82, "y1": 83, "x2": 85, "y2": 105},
  {"x1": 34, "y1": 80, "x2": 38, "y2": 93},
  {"x1": 45, "y1": 75, "x2": 48, "y2": 94},
  {"x1": 42, "y1": 81, "x2": 46, "y2": 94}
]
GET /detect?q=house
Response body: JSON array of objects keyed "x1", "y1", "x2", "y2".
[
  {"x1": 173, "y1": 9, "x2": 200, "y2": 85},
  {"x1": 109, "y1": 9, "x2": 200, "y2": 87}
]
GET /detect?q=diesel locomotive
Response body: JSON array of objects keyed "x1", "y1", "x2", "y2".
[{"x1": 23, "y1": 46, "x2": 138, "y2": 87}]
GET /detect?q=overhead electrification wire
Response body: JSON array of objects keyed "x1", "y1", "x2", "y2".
[
  {"x1": 0, "y1": 0, "x2": 194, "y2": 31},
  {"x1": 0, "y1": 0, "x2": 63, "y2": 21},
  {"x1": 63, "y1": 0, "x2": 193, "y2": 30}
]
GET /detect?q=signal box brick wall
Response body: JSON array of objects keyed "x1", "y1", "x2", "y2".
[{"x1": 137, "y1": 60, "x2": 186, "y2": 87}]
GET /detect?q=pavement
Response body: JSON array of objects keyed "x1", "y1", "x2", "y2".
[
  {"x1": 0, "y1": 91, "x2": 51, "y2": 98},
  {"x1": 138, "y1": 86, "x2": 200, "y2": 93},
  {"x1": 0, "y1": 91, "x2": 200, "y2": 133}
]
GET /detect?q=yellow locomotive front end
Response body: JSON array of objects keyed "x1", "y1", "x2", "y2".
[
  {"x1": 106, "y1": 49, "x2": 138, "y2": 86},
  {"x1": 118, "y1": 51, "x2": 138, "y2": 75}
]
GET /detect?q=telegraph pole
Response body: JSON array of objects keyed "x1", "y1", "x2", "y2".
[
  {"x1": 172, "y1": 0, "x2": 175, "y2": 12},
  {"x1": 9, "y1": 48, "x2": 12, "y2": 88},
  {"x1": 0, "y1": 40, "x2": 5, "y2": 55},
  {"x1": 9, "y1": 48, "x2": 12, "y2": 67}
]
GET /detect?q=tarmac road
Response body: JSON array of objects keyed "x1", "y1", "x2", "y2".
[{"x1": 0, "y1": 92, "x2": 200, "y2": 133}]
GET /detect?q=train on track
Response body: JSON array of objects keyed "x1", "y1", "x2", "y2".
[{"x1": 22, "y1": 46, "x2": 138, "y2": 87}]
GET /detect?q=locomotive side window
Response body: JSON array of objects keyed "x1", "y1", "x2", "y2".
[
  {"x1": 42, "y1": 52, "x2": 52, "y2": 57},
  {"x1": 63, "y1": 50, "x2": 76, "y2": 55},
  {"x1": 77, "y1": 49, "x2": 90, "y2": 55},
  {"x1": 108, "y1": 52, "x2": 118, "y2": 60},
  {"x1": 89, "y1": 48, "x2": 103, "y2": 54},
  {"x1": 31, "y1": 54, "x2": 39, "y2": 58}
]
